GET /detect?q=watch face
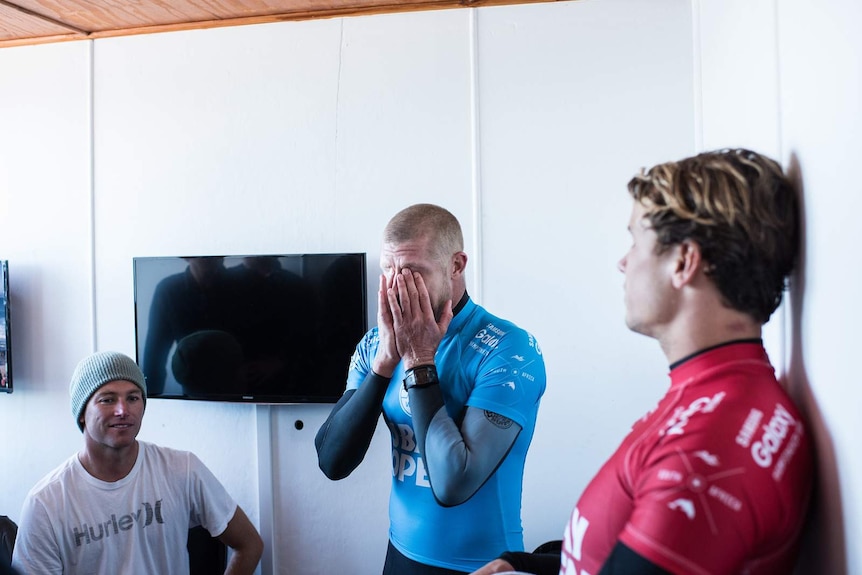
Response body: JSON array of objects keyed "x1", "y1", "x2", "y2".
[{"x1": 404, "y1": 365, "x2": 438, "y2": 390}]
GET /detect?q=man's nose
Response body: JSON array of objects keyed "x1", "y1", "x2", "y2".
[
  {"x1": 617, "y1": 256, "x2": 627, "y2": 273},
  {"x1": 385, "y1": 269, "x2": 400, "y2": 287}
]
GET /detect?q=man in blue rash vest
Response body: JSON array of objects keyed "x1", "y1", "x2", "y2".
[{"x1": 316, "y1": 203, "x2": 547, "y2": 574}]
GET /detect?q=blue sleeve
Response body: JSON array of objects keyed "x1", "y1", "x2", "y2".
[
  {"x1": 466, "y1": 329, "x2": 546, "y2": 428},
  {"x1": 344, "y1": 329, "x2": 379, "y2": 390}
]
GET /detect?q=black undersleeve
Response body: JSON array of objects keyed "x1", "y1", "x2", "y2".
[
  {"x1": 315, "y1": 372, "x2": 389, "y2": 480},
  {"x1": 598, "y1": 542, "x2": 672, "y2": 575}
]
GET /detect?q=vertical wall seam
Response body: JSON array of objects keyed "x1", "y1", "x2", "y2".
[
  {"x1": 469, "y1": 8, "x2": 483, "y2": 303},
  {"x1": 772, "y1": 0, "x2": 790, "y2": 372},
  {"x1": 691, "y1": 0, "x2": 704, "y2": 153},
  {"x1": 256, "y1": 405, "x2": 275, "y2": 575},
  {"x1": 88, "y1": 40, "x2": 97, "y2": 352},
  {"x1": 773, "y1": 0, "x2": 784, "y2": 157},
  {"x1": 334, "y1": 19, "x2": 345, "y2": 200}
]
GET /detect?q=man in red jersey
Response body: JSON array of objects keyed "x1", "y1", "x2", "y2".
[{"x1": 472, "y1": 149, "x2": 813, "y2": 575}]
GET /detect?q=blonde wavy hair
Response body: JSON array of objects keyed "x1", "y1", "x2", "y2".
[{"x1": 628, "y1": 149, "x2": 799, "y2": 324}]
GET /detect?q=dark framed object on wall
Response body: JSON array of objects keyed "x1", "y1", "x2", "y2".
[
  {"x1": 133, "y1": 253, "x2": 367, "y2": 404},
  {"x1": 0, "y1": 260, "x2": 12, "y2": 394}
]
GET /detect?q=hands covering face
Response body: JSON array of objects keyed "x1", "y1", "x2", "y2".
[{"x1": 371, "y1": 269, "x2": 453, "y2": 377}]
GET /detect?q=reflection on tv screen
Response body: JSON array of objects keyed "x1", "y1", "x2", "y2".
[{"x1": 134, "y1": 253, "x2": 367, "y2": 404}]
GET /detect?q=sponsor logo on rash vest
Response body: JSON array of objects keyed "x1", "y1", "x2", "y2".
[
  {"x1": 389, "y1": 421, "x2": 431, "y2": 488},
  {"x1": 469, "y1": 323, "x2": 507, "y2": 356},
  {"x1": 751, "y1": 403, "x2": 795, "y2": 469},
  {"x1": 735, "y1": 408, "x2": 763, "y2": 448},
  {"x1": 661, "y1": 392, "x2": 725, "y2": 436},
  {"x1": 560, "y1": 506, "x2": 591, "y2": 575}
]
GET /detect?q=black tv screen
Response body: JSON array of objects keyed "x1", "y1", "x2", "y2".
[
  {"x1": 0, "y1": 260, "x2": 11, "y2": 394},
  {"x1": 133, "y1": 253, "x2": 367, "y2": 403}
]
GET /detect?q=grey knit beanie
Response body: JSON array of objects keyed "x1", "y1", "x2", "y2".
[{"x1": 70, "y1": 351, "x2": 147, "y2": 432}]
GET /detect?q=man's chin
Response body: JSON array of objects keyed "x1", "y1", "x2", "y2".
[
  {"x1": 625, "y1": 317, "x2": 651, "y2": 337},
  {"x1": 107, "y1": 426, "x2": 140, "y2": 442}
]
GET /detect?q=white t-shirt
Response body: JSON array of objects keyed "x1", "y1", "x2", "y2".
[{"x1": 12, "y1": 441, "x2": 238, "y2": 575}]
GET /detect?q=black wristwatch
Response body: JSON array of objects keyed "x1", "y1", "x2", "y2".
[{"x1": 403, "y1": 365, "x2": 439, "y2": 391}]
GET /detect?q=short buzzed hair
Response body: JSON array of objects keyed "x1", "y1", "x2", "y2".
[
  {"x1": 628, "y1": 149, "x2": 799, "y2": 324},
  {"x1": 384, "y1": 204, "x2": 464, "y2": 265}
]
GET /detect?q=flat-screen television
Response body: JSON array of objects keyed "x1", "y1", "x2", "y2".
[
  {"x1": 133, "y1": 253, "x2": 367, "y2": 404},
  {"x1": 0, "y1": 260, "x2": 11, "y2": 394}
]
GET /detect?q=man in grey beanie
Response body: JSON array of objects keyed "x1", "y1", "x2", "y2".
[{"x1": 12, "y1": 351, "x2": 263, "y2": 575}]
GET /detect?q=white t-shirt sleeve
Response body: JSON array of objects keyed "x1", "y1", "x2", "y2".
[
  {"x1": 12, "y1": 495, "x2": 63, "y2": 575},
  {"x1": 185, "y1": 451, "x2": 238, "y2": 538}
]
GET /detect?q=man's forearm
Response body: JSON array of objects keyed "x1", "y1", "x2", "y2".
[
  {"x1": 315, "y1": 371, "x2": 390, "y2": 479},
  {"x1": 224, "y1": 549, "x2": 261, "y2": 575},
  {"x1": 409, "y1": 383, "x2": 520, "y2": 506}
]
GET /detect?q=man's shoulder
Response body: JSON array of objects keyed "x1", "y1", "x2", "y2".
[
  {"x1": 139, "y1": 440, "x2": 195, "y2": 461},
  {"x1": 461, "y1": 303, "x2": 543, "y2": 355},
  {"x1": 675, "y1": 359, "x2": 804, "y2": 427},
  {"x1": 138, "y1": 441, "x2": 205, "y2": 474},
  {"x1": 650, "y1": 372, "x2": 812, "y2": 478},
  {"x1": 352, "y1": 326, "x2": 379, "y2": 348},
  {"x1": 463, "y1": 302, "x2": 531, "y2": 337},
  {"x1": 26, "y1": 453, "x2": 78, "y2": 500}
]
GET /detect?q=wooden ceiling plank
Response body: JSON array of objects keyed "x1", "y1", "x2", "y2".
[
  {"x1": 14, "y1": 0, "x2": 226, "y2": 31},
  {"x1": 0, "y1": 30, "x2": 83, "y2": 46},
  {"x1": 0, "y1": 0, "x2": 89, "y2": 34},
  {"x1": 0, "y1": 0, "x2": 562, "y2": 48},
  {"x1": 80, "y1": 0, "x2": 557, "y2": 38},
  {"x1": 75, "y1": 0, "x2": 218, "y2": 30}
]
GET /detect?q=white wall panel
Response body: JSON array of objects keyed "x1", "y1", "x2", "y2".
[
  {"x1": 476, "y1": 0, "x2": 695, "y2": 548},
  {"x1": 0, "y1": 41, "x2": 94, "y2": 522},
  {"x1": 777, "y1": 2, "x2": 861, "y2": 572},
  {"x1": 696, "y1": 0, "x2": 781, "y2": 155},
  {"x1": 334, "y1": 8, "x2": 475, "y2": 278},
  {"x1": 268, "y1": 405, "x2": 392, "y2": 574}
]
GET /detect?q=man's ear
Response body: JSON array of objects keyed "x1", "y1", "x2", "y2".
[
  {"x1": 450, "y1": 252, "x2": 468, "y2": 278},
  {"x1": 671, "y1": 240, "x2": 703, "y2": 288}
]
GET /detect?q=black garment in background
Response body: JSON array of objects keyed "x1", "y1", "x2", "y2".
[
  {"x1": 598, "y1": 542, "x2": 672, "y2": 575},
  {"x1": 498, "y1": 540, "x2": 671, "y2": 575},
  {"x1": 499, "y1": 550, "x2": 560, "y2": 575},
  {"x1": 0, "y1": 515, "x2": 19, "y2": 575},
  {"x1": 187, "y1": 526, "x2": 227, "y2": 575},
  {"x1": 383, "y1": 541, "x2": 468, "y2": 575}
]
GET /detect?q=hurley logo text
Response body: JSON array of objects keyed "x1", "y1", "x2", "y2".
[{"x1": 72, "y1": 500, "x2": 165, "y2": 547}]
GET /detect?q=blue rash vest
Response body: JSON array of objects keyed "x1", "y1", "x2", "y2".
[{"x1": 346, "y1": 297, "x2": 546, "y2": 571}]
